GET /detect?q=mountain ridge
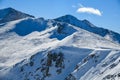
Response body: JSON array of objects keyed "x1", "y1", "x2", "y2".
[
  {"x1": 0, "y1": 7, "x2": 34, "y2": 24},
  {"x1": 0, "y1": 8, "x2": 120, "y2": 80},
  {"x1": 0, "y1": 7, "x2": 120, "y2": 44},
  {"x1": 55, "y1": 15, "x2": 120, "y2": 44}
]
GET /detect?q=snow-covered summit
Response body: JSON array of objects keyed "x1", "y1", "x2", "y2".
[
  {"x1": 54, "y1": 15, "x2": 80, "y2": 23},
  {"x1": 0, "y1": 8, "x2": 120, "y2": 80},
  {"x1": 55, "y1": 14, "x2": 120, "y2": 44},
  {"x1": 0, "y1": 7, "x2": 34, "y2": 23}
]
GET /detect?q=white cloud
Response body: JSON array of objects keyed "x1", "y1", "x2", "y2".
[{"x1": 77, "y1": 7, "x2": 102, "y2": 16}]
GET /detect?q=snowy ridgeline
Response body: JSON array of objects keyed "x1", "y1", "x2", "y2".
[{"x1": 0, "y1": 8, "x2": 120, "y2": 80}]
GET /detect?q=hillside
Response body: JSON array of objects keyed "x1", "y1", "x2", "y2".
[{"x1": 0, "y1": 8, "x2": 120, "y2": 80}]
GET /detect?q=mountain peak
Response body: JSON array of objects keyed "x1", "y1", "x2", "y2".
[
  {"x1": 0, "y1": 7, "x2": 13, "y2": 11},
  {"x1": 55, "y1": 14, "x2": 80, "y2": 23},
  {"x1": 0, "y1": 7, "x2": 18, "y2": 15},
  {"x1": 4, "y1": 7, "x2": 14, "y2": 10},
  {"x1": 55, "y1": 15, "x2": 120, "y2": 44},
  {"x1": 0, "y1": 7, "x2": 34, "y2": 23},
  {"x1": 61, "y1": 14, "x2": 77, "y2": 19}
]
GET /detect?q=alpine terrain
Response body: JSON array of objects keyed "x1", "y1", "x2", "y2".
[{"x1": 0, "y1": 7, "x2": 120, "y2": 80}]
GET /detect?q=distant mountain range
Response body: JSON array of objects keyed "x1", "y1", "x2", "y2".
[{"x1": 0, "y1": 7, "x2": 120, "y2": 80}]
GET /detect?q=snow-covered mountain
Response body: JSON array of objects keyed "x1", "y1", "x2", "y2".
[
  {"x1": 0, "y1": 8, "x2": 120, "y2": 80},
  {"x1": 55, "y1": 15, "x2": 120, "y2": 44},
  {"x1": 0, "y1": 7, "x2": 34, "y2": 24}
]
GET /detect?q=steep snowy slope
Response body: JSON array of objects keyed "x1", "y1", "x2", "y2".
[
  {"x1": 1, "y1": 35, "x2": 120, "y2": 80},
  {"x1": 0, "y1": 8, "x2": 120, "y2": 80},
  {"x1": 0, "y1": 7, "x2": 34, "y2": 23},
  {"x1": 65, "y1": 50, "x2": 120, "y2": 80},
  {"x1": 0, "y1": 17, "x2": 78, "y2": 70},
  {"x1": 55, "y1": 15, "x2": 120, "y2": 44},
  {"x1": 0, "y1": 16, "x2": 120, "y2": 80}
]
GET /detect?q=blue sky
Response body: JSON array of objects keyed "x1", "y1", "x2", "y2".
[{"x1": 0, "y1": 0, "x2": 120, "y2": 33}]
